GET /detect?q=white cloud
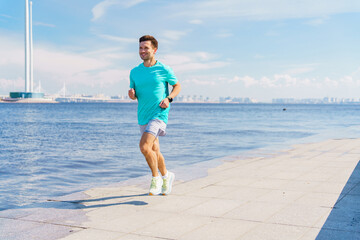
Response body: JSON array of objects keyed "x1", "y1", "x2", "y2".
[
  {"x1": 92, "y1": 0, "x2": 117, "y2": 21},
  {"x1": 341, "y1": 76, "x2": 353, "y2": 85},
  {"x1": 280, "y1": 63, "x2": 319, "y2": 76},
  {"x1": 176, "y1": 72, "x2": 360, "y2": 101},
  {"x1": 215, "y1": 32, "x2": 233, "y2": 38},
  {"x1": 162, "y1": 30, "x2": 188, "y2": 41},
  {"x1": 351, "y1": 67, "x2": 360, "y2": 77},
  {"x1": 321, "y1": 76, "x2": 360, "y2": 88},
  {"x1": 227, "y1": 76, "x2": 240, "y2": 83},
  {"x1": 172, "y1": 0, "x2": 360, "y2": 21},
  {"x1": 159, "y1": 52, "x2": 227, "y2": 73},
  {"x1": 34, "y1": 48, "x2": 110, "y2": 75},
  {"x1": 222, "y1": 74, "x2": 305, "y2": 88},
  {"x1": 305, "y1": 17, "x2": 329, "y2": 26},
  {"x1": 239, "y1": 76, "x2": 258, "y2": 87},
  {"x1": 0, "y1": 14, "x2": 13, "y2": 19},
  {"x1": 275, "y1": 74, "x2": 297, "y2": 87},
  {"x1": 260, "y1": 76, "x2": 277, "y2": 87},
  {"x1": 189, "y1": 19, "x2": 203, "y2": 25},
  {"x1": 0, "y1": 48, "x2": 23, "y2": 66},
  {"x1": 66, "y1": 69, "x2": 129, "y2": 89},
  {"x1": 92, "y1": 0, "x2": 147, "y2": 21},
  {"x1": 161, "y1": 52, "x2": 217, "y2": 65},
  {"x1": 284, "y1": 66, "x2": 316, "y2": 75},
  {"x1": 174, "y1": 61, "x2": 227, "y2": 73},
  {"x1": 0, "y1": 33, "x2": 132, "y2": 94},
  {"x1": 119, "y1": 0, "x2": 147, "y2": 8},
  {"x1": 226, "y1": 74, "x2": 360, "y2": 90},
  {"x1": 0, "y1": 77, "x2": 23, "y2": 90},
  {"x1": 98, "y1": 34, "x2": 137, "y2": 43},
  {"x1": 195, "y1": 52, "x2": 217, "y2": 61},
  {"x1": 183, "y1": 78, "x2": 216, "y2": 86},
  {"x1": 160, "y1": 54, "x2": 193, "y2": 66},
  {"x1": 341, "y1": 75, "x2": 360, "y2": 86},
  {"x1": 83, "y1": 47, "x2": 124, "y2": 57},
  {"x1": 253, "y1": 54, "x2": 265, "y2": 59}
]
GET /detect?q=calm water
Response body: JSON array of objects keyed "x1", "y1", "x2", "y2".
[{"x1": 1, "y1": 103, "x2": 360, "y2": 211}]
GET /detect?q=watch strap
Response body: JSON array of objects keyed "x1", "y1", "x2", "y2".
[{"x1": 166, "y1": 96, "x2": 173, "y2": 103}]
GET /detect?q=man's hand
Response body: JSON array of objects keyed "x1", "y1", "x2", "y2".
[
  {"x1": 159, "y1": 98, "x2": 170, "y2": 108},
  {"x1": 128, "y1": 88, "x2": 137, "y2": 100}
]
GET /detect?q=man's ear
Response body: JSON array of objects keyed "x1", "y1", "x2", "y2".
[{"x1": 154, "y1": 48, "x2": 158, "y2": 54}]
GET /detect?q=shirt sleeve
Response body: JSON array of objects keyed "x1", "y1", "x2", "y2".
[
  {"x1": 165, "y1": 66, "x2": 178, "y2": 85},
  {"x1": 129, "y1": 71, "x2": 135, "y2": 89}
]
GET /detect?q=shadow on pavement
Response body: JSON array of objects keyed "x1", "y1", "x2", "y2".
[
  {"x1": 316, "y1": 161, "x2": 360, "y2": 240},
  {"x1": 45, "y1": 193, "x2": 149, "y2": 209}
]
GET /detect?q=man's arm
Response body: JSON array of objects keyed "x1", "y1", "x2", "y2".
[
  {"x1": 159, "y1": 82, "x2": 181, "y2": 108},
  {"x1": 128, "y1": 88, "x2": 137, "y2": 100},
  {"x1": 129, "y1": 71, "x2": 137, "y2": 100},
  {"x1": 168, "y1": 82, "x2": 181, "y2": 100}
]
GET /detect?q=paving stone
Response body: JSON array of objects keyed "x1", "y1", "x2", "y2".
[
  {"x1": 0, "y1": 218, "x2": 43, "y2": 238},
  {"x1": 185, "y1": 185, "x2": 236, "y2": 198},
  {"x1": 281, "y1": 180, "x2": 322, "y2": 192},
  {"x1": 84, "y1": 204, "x2": 138, "y2": 226},
  {"x1": 7, "y1": 139, "x2": 360, "y2": 240},
  {"x1": 299, "y1": 227, "x2": 322, "y2": 240},
  {"x1": 134, "y1": 214, "x2": 212, "y2": 239},
  {"x1": 83, "y1": 210, "x2": 172, "y2": 233},
  {"x1": 267, "y1": 170, "x2": 306, "y2": 180},
  {"x1": 184, "y1": 198, "x2": 244, "y2": 217},
  {"x1": 215, "y1": 176, "x2": 260, "y2": 187},
  {"x1": 248, "y1": 178, "x2": 290, "y2": 189},
  {"x1": 59, "y1": 229, "x2": 125, "y2": 240},
  {"x1": 223, "y1": 201, "x2": 287, "y2": 222},
  {"x1": 7, "y1": 222, "x2": 77, "y2": 240},
  {"x1": 117, "y1": 233, "x2": 168, "y2": 240},
  {"x1": 145, "y1": 195, "x2": 207, "y2": 213},
  {"x1": 266, "y1": 204, "x2": 331, "y2": 227},
  {"x1": 255, "y1": 189, "x2": 305, "y2": 204},
  {"x1": 179, "y1": 218, "x2": 258, "y2": 240},
  {"x1": 295, "y1": 192, "x2": 340, "y2": 207},
  {"x1": 221, "y1": 186, "x2": 271, "y2": 201},
  {"x1": 312, "y1": 182, "x2": 351, "y2": 194},
  {"x1": 240, "y1": 223, "x2": 310, "y2": 240}
]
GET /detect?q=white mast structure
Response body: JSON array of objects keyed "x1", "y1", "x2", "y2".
[
  {"x1": 6, "y1": 0, "x2": 48, "y2": 101},
  {"x1": 25, "y1": 0, "x2": 34, "y2": 93},
  {"x1": 30, "y1": 1, "x2": 34, "y2": 92},
  {"x1": 25, "y1": 0, "x2": 30, "y2": 92}
]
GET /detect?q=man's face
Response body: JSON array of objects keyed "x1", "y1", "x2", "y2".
[{"x1": 139, "y1": 41, "x2": 157, "y2": 61}]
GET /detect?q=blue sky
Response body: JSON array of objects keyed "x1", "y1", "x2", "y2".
[{"x1": 1, "y1": 0, "x2": 360, "y2": 101}]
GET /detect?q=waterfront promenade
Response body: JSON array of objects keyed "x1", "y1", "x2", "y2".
[{"x1": 1, "y1": 138, "x2": 360, "y2": 240}]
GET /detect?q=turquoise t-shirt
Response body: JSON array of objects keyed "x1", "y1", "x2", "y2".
[{"x1": 130, "y1": 61, "x2": 178, "y2": 125}]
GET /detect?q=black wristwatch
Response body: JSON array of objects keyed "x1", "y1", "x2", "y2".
[{"x1": 166, "y1": 96, "x2": 173, "y2": 103}]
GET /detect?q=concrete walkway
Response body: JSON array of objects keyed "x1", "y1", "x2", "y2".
[{"x1": 1, "y1": 138, "x2": 360, "y2": 240}]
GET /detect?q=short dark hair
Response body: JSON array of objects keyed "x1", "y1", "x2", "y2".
[{"x1": 139, "y1": 35, "x2": 158, "y2": 49}]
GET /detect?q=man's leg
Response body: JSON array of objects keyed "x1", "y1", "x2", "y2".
[
  {"x1": 152, "y1": 138, "x2": 174, "y2": 195},
  {"x1": 152, "y1": 138, "x2": 167, "y2": 176},
  {"x1": 139, "y1": 132, "x2": 159, "y2": 177}
]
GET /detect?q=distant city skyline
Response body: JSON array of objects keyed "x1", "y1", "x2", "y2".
[
  {"x1": 2, "y1": 92, "x2": 357, "y2": 104},
  {"x1": 1, "y1": 1, "x2": 360, "y2": 101}
]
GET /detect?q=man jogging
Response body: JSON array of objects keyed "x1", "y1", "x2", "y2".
[{"x1": 128, "y1": 35, "x2": 181, "y2": 195}]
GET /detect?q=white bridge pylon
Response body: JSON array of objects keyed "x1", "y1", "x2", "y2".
[{"x1": 25, "y1": 0, "x2": 34, "y2": 93}]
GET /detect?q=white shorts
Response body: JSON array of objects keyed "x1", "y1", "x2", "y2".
[{"x1": 139, "y1": 119, "x2": 167, "y2": 138}]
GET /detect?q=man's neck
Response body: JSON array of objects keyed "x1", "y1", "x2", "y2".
[{"x1": 143, "y1": 58, "x2": 157, "y2": 68}]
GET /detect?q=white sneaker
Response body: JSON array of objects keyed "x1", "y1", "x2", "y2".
[
  {"x1": 162, "y1": 171, "x2": 175, "y2": 195},
  {"x1": 149, "y1": 177, "x2": 163, "y2": 195}
]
